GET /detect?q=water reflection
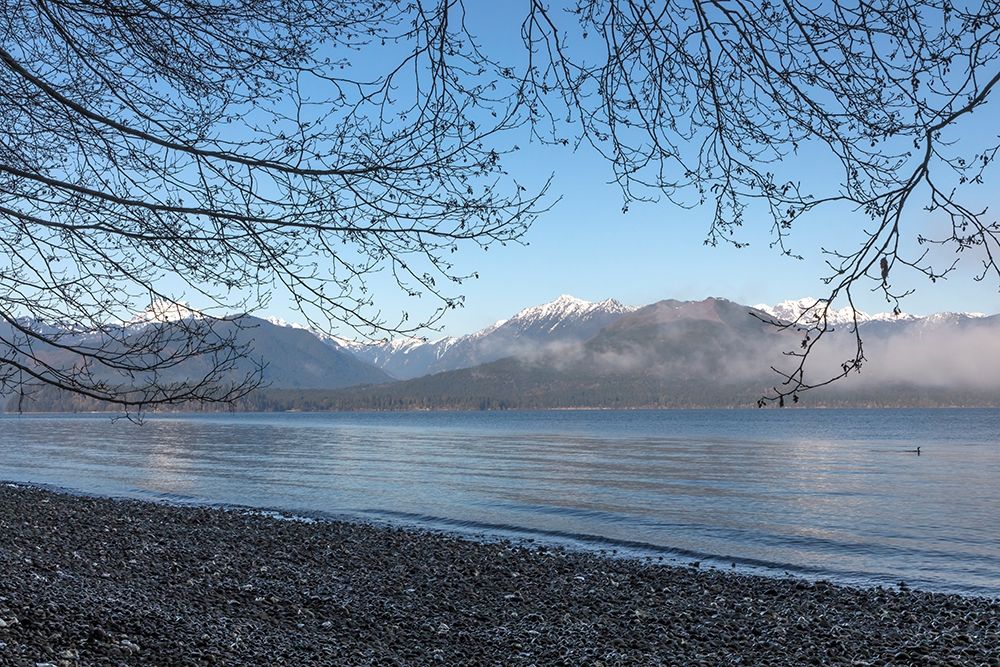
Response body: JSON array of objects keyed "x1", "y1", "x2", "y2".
[
  {"x1": 140, "y1": 420, "x2": 199, "y2": 495},
  {"x1": 0, "y1": 409, "x2": 998, "y2": 596}
]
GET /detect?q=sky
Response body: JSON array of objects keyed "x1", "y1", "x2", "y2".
[
  {"x1": 256, "y1": 4, "x2": 1000, "y2": 340},
  {"x1": 342, "y1": 144, "x2": 1000, "y2": 339}
]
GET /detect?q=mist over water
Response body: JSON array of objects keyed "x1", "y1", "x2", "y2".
[{"x1": 1, "y1": 409, "x2": 998, "y2": 597}]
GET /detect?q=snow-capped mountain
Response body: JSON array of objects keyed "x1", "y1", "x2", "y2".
[
  {"x1": 11, "y1": 292, "x2": 1000, "y2": 411},
  {"x1": 257, "y1": 293, "x2": 998, "y2": 386},
  {"x1": 312, "y1": 295, "x2": 637, "y2": 380},
  {"x1": 502, "y1": 294, "x2": 636, "y2": 335},
  {"x1": 127, "y1": 300, "x2": 204, "y2": 326},
  {"x1": 262, "y1": 315, "x2": 385, "y2": 353},
  {"x1": 0, "y1": 311, "x2": 391, "y2": 402},
  {"x1": 920, "y1": 311, "x2": 988, "y2": 324},
  {"x1": 753, "y1": 297, "x2": 985, "y2": 327},
  {"x1": 262, "y1": 315, "x2": 308, "y2": 330},
  {"x1": 8, "y1": 301, "x2": 205, "y2": 337},
  {"x1": 298, "y1": 296, "x2": 1000, "y2": 411},
  {"x1": 752, "y1": 297, "x2": 909, "y2": 326}
]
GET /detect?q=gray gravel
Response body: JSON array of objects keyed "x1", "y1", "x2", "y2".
[{"x1": 1, "y1": 484, "x2": 998, "y2": 666}]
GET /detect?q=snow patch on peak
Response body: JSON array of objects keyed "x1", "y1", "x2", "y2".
[
  {"x1": 754, "y1": 297, "x2": 989, "y2": 327},
  {"x1": 754, "y1": 297, "x2": 914, "y2": 326},
  {"x1": 384, "y1": 336, "x2": 449, "y2": 353},
  {"x1": 511, "y1": 295, "x2": 591, "y2": 320},
  {"x1": 263, "y1": 315, "x2": 309, "y2": 330},
  {"x1": 753, "y1": 298, "x2": 885, "y2": 326},
  {"x1": 510, "y1": 294, "x2": 635, "y2": 324},
  {"x1": 499, "y1": 294, "x2": 637, "y2": 336},
  {"x1": 595, "y1": 298, "x2": 638, "y2": 315},
  {"x1": 128, "y1": 300, "x2": 202, "y2": 325},
  {"x1": 922, "y1": 311, "x2": 987, "y2": 324},
  {"x1": 262, "y1": 315, "x2": 367, "y2": 351}
]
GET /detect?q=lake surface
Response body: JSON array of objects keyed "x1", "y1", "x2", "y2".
[{"x1": 1, "y1": 409, "x2": 998, "y2": 597}]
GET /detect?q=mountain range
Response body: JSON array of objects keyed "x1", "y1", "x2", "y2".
[
  {"x1": 325, "y1": 295, "x2": 636, "y2": 380},
  {"x1": 6, "y1": 295, "x2": 1000, "y2": 411},
  {"x1": 0, "y1": 315, "x2": 390, "y2": 399}
]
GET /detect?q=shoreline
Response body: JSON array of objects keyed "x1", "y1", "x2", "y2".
[
  {"x1": 7, "y1": 479, "x2": 990, "y2": 600},
  {"x1": 7, "y1": 404, "x2": 1000, "y2": 415},
  {"x1": 1, "y1": 485, "x2": 998, "y2": 665}
]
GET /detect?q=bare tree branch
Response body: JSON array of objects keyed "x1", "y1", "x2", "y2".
[
  {"x1": 1, "y1": 0, "x2": 543, "y2": 411},
  {"x1": 3, "y1": 0, "x2": 999, "y2": 410},
  {"x1": 522, "y1": 0, "x2": 1000, "y2": 404}
]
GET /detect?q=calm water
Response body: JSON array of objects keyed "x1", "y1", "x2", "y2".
[{"x1": 1, "y1": 409, "x2": 998, "y2": 597}]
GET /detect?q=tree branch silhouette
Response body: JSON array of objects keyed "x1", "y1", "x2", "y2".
[
  {"x1": 521, "y1": 0, "x2": 1000, "y2": 404},
  {"x1": 3, "y1": 0, "x2": 999, "y2": 410},
  {"x1": 1, "y1": 0, "x2": 543, "y2": 411}
]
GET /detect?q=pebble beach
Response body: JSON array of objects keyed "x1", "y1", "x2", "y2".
[{"x1": 1, "y1": 484, "x2": 998, "y2": 666}]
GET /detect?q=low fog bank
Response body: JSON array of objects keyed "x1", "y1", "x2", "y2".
[
  {"x1": 795, "y1": 320, "x2": 1000, "y2": 392},
  {"x1": 510, "y1": 311, "x2": 1000, "y2": 400}
]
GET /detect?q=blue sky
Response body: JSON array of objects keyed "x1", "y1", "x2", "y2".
[
  {"x1": 260, "y1": 4, "x2": 1000, "y2": 339},
  {"x1": 261, "y1": 123, "x2": 1000, "y2": 339},
  {"x1": 385, "y1": 149, "x2": 1000, "y2": 338}
]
